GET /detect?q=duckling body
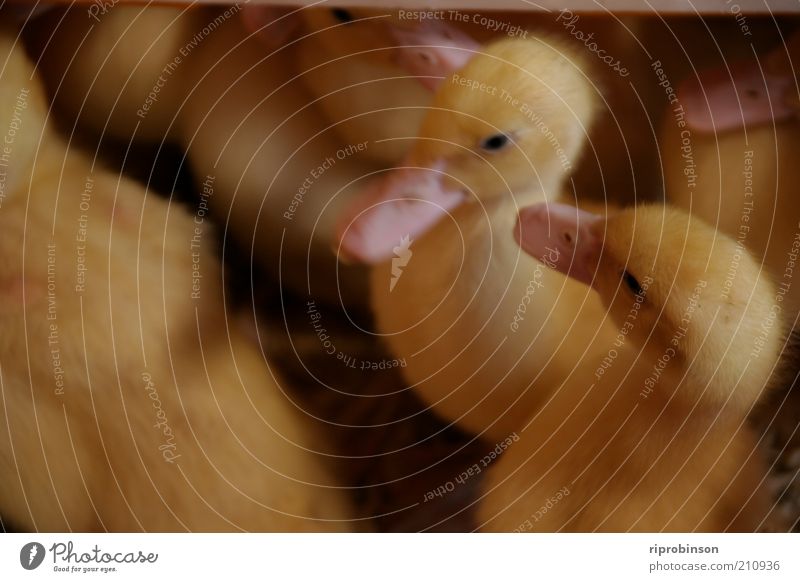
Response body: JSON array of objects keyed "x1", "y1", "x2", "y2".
[
  {"x1": 479, "y1": 203, "x2": 784, "y2": 532},
  {"x1": 178, "y1": 9, "x2": 377, "y2": 303},
  {"x1": 0, "y1": 32, "x2": 352, "y2": 532},
  {"x1": 662, "y1": 105, "x2": 800, "y2": 331},
  {"x1": 479, "y1": 352, "x2": 774, "y2": 531},
  {"x1": 28, "y1": 5, "x2": 478, "y2": 304},
  {"x1": 29, "y1": 5, "x2": 193, "y2": 142},
  {"x1": 369, "y1": 198, "x2": 611, "y2": 438},
  {"x1": 339, "y1": 37, "x2": 609, "y2": 439},
  {"x1": 647, "y1": 22, "x2": 800, "y2": 330}
]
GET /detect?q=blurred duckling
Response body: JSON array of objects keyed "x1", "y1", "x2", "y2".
[
  {"x1": 27, "y1": 5, "x2": 476, "y2": 305},
  {"x1": 661, "y1": 49, "x2": 800, "y2": 332},
  {"x1": 477, "y1": 202, "x2": 786, "y2": 532},
  {"x1": 338, "y1": 36, "x2": 609, "y2": 439},
  {"x1": 28, "y1": 4, "x2": 194, "y2": 142},
  {"x1": 0, "y1": 30, "x2": 353, "y2": 532},
  {"x1": 243, "y1": 5, "x2": 480, "y2": 163}
]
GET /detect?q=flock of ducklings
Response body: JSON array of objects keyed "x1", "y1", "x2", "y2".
[{"x1": 0, "y1": 4, "x2": 798, "y2": 532}]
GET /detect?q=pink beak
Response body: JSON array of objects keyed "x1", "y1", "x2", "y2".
[
  {"x1": 388, "y1": 20, "x2": 481, "y2": 90},
  {"x1": 336, "y1": 161, "x2": 466, "y2": 264},
  {"x1": 679, "y1": 60, "x2": 795, "y2": 132},
  {"x1": 515, "y1": 202, "x2": 603, "y2": 287},
  {"x1": 243, "y1": 9, "x2": 479, "y2": 90},
  {"x1": 240, "y1": 6, "x2": 300, "y2": 49}
]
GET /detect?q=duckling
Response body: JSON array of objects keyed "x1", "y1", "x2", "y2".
[
  {"x1": 338, "y1": 36, "x2": 609, "y2": 440},
  {"x1": 478, "y1": 202, "x2": 785, "y2": 532},
  {"x1": 0, "y1": 31, "x2": 352, "y2": 532},
  {"x1": 28, "y1": 5, "x2": 477, "y2": 305},
  {"x1": 28, "y1": 4, "x2": 194, "y2": 142},
  {"x1": 181, "y1": 6, "x2": 486, "y2": 303},
  {"x1": 244, "y1": 5, "x2": 480, "y2": 164},
  {"x1": 317, "y1": 8, "x2": 662, "y2": 204},
  {"x1": 661, "y1": 44, "x2": 800, "y2": 332}
]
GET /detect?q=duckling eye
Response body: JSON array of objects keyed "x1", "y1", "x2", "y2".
[
  {"x1": 623, "y1": 270, "x2": 644, "y2": 296},
  {"x1": 331, "y1": 9, "x2": 355, "y2": 24},
  {"x1": 479, "y1": 133, "x2": 511, "y2": 152}
]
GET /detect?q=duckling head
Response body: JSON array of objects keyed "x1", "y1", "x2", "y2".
[
  {"x1": 337, "y1": 36, "x2": 596, "y2": 264},
  {"x1": 516, "y1": 202, "x2": 785, "y2": 410},
  {"x1": 410, "y1": 36, "x2": 596, "y2": 199}
]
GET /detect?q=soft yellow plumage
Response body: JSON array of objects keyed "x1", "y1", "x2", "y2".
[{"x1": 0, "y1": 30, "x2": 353, "y2": 532}]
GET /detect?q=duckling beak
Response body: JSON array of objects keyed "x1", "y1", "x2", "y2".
[
  {"x1": 239, "y1": 6, "x2": 300, "y2": 49},
  {"x1": 679, "y1": 60, "x2": 795, "y2": 132},
  {"x1": 336, "y1": 160, "x2": 466, "y2": 264},
  {"x1": 515, "y1": 202, "x2": 602, "y2": 287},
  {"x1": 388, "y1": 21, "x2": 480, "y2": 91}
]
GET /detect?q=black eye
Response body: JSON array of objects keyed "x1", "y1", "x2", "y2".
[
  {"x1": 331, "y1": 8, "x2": 354, "y2": 23},
  {"x1": 623, "y1": 270, "x2": 644, "y2": 296},
  {"x1": 479, "y1": 133, "x2": 511, "y2": 152}
]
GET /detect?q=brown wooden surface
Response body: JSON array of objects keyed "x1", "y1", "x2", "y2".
[{"x1": 13, "y1": 1, "x2": 800, "y2": 16}]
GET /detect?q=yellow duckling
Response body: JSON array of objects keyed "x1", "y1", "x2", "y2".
[
  {"x1": 28, "y1": 4, "x2": 194, "y2": 142},
  {"x1": 478, "y1": 202, "x2": 786, "y2": 532},
  {"x1": 243, "y1": 5, "x2": 480, "y2": 164},
  {"x1": 658, "y1": 31, "x2": 800, "y2": 331},
  {"x1": 0, "y1": 29, "x2": 352, "y2": 532},
  {"x1": 28, "y1": 5, "x2": 478, "y2": 305},
  {"x1": 338, "y1": 36, "x2": 607, "y2": 439}
]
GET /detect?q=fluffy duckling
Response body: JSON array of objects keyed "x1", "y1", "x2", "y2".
[
  {"x1": 181, "y1": 6, "x2": 483, "y2": 303},
  {"x1": 0, "y1": 31, "x2": 352, "y2": 532},
  {"x1": 243, "y1": 5, "x2": 480, "y2": 163},
  {"x1": 661, "y1": 47, "x2": 800, "y2": 331},
  {"x1": 28, "y1": 5, "x2": 476, "y2": 305},
  {"x1": 338, "y1": 36, "x2": 608, "y2": 440},
  {"x1": 478, "y1": 202, "x2": 785, "y2": 532},
  {"x1": 28, "y1": 4, "x2": 195, "y2": 142}
]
